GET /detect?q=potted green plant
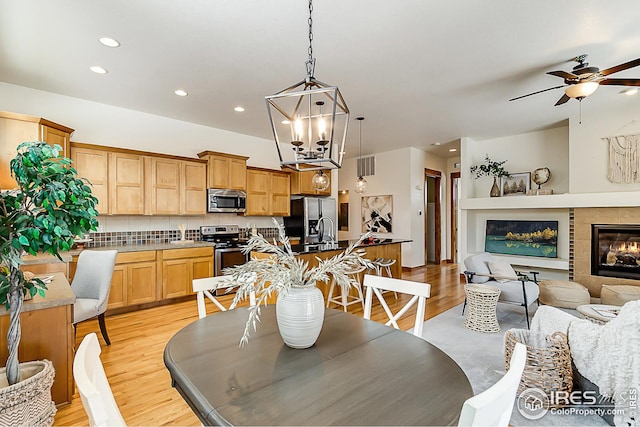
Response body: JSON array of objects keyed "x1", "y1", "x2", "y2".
[
  {"x1": 470, "y1": 154, "x2": 510, "y2": 197},
  {"x1": 0, "y1": 142, "x2": 98, "y2": 425},
  {"x1": 226, "y1": 219, "x2": 373, "y2": 349}
]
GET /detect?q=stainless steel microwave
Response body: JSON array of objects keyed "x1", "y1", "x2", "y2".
[{"x1": 207, "y1": 189, "x2": 246, "y2": 213}]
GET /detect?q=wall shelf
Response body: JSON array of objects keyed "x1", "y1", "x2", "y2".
[
  {"x1": 465, "y1": 253, "x2": 569, "y2": 271},
  {"x1": 460, "y1": 191, "x2": 640, "y2": 210}
]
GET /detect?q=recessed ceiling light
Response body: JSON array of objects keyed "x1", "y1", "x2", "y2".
[
  {"x1": 90, "y1": 66, "x2": 108, "y2": 74},
  {"x1": 99, "y1": 37, "x2": 120, "y2": 48},
  {"x1": 433, "y1": 142, "x2": 441, "y2": 146},
  {"x1": 449, "y1": 148, "x2": 457, "y2": 152},
  {"x1": 174, "y1": 89, "x2": 188, "y2": 97},
  {"x1": 622, "y1": 88, "x2": 638, "y2": 96},
  {"x1": 281, "y1": 120, "x2": 291, "y2": 125},
  {"x1": 234, "y1": 106, "x2": 245, "y2": 112}
]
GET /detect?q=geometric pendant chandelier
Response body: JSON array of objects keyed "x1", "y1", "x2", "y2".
[{"x1": 265, "y1": 0, "x2": 349, "y2": 172}]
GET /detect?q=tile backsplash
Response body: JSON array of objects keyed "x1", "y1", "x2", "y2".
[{"x1": 87, "y1": 227, "x2": 281, "y2": 247}]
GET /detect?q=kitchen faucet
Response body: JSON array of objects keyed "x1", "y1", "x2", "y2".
[{"x1": 317, "y1": 216, "x2": 335, "y2": 243}]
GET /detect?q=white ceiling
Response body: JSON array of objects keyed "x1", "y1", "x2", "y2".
[{"x1": 1, "y1": 0, "x2": 640, "y2": 159}]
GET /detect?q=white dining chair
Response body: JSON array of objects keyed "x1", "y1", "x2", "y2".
[
  {"x1": 362, "y1": 274, "x2": 431, "y2": 338},
  {"x1": 192, "y1": 274, "x2": 256, "y2": 319},
  {"x1": 73, "y1": 332, "x2": 126, "y2": 427},
  {"x1": 457, "y1": 342, "x2": 527, "y2": 427}
]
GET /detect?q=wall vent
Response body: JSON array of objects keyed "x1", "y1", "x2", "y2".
[{"x1": 357, "y1": 156, "x2": 375, "y2": 177}]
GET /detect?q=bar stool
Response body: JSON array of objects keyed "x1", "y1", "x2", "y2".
[
  {"x1": 326, "y1": 265, "x2": 366, "y2": 312},
  {"x1": 374, "y1": 258, "x2": 396, "y2": 278},
  {"x1": 371, "y1": 258, "x2": 398, "y2": 298}
]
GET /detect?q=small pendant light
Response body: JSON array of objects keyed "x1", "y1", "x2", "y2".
[{"x1": 354, "y1": 117, "x2": 367, "y2": 193}]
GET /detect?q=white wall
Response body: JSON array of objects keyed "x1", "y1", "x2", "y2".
[
  {"x1": 338, "y1": 146, "x2": 449, "y2": 268},
  {"x1": 465, "y1": 126, "x2": 570, "y2": 198},
  {"x1": 569, "y1": 100, "x2": 640, "y2": 193},
  {"x1": 0, "y1": 82, "x2": 279, "y2": 168}
]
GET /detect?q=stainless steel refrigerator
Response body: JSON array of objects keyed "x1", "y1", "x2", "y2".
[{"x1": 284, "y1": 197, "x2": 337, "y2": 244}]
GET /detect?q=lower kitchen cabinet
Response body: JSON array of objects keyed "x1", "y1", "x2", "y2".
[
  {"x1": 161, "y1": 247, "x2": 214, "y2": 299},
  {"x1": 70, "y1": 247, "x2": 213, "y2": 312},
  {"x1": 70, "y1": 250, "x2": 158, "y2": 310}
]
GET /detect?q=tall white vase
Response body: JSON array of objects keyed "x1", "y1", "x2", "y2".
[{"x1": 276, "y1": 285, "x2": 325, "y2": 349}]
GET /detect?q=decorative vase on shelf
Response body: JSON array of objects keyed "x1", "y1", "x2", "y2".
[
  {"x1": 490, "y1": 177, "x2": 501, "y2": 197},
  {"x1": 276, "y1": 285, "x2": 325, "y2": 349}
]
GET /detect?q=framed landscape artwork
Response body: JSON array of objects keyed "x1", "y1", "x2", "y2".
[
  {"x1": 485, "y1": 219, "x2": 558, "y2": 258},
  {"x1": 362, "y1": 195, "x2": 392, "y2": 233},
  {"x1": 500, "y1": 172, "x2": 531, "y2": 196}
]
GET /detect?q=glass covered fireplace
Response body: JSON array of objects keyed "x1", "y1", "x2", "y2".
[{"x1": 591, "y1": 224, "x2": 640, "y2": 280}]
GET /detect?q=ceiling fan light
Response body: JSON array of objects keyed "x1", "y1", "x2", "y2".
[{"x1": 565, "y1": 82, "x2": 599, "y2": 99}]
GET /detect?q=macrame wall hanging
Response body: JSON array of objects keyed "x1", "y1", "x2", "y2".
[{"x1": 602, "y1": 121, "x2": 640, "y2": 183}]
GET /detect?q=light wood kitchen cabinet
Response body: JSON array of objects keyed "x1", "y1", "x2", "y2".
[
  {"x1": 198, "y1": 151, "x2": 248, "y2": 190},
  {"x1": 148, "y1": 157, "x2": 207, "y2": 215},
  {"x1": 160, "y1": 247, "x2": 214, "y2": 299},
  {"x1": 290, "y1": 169, "x2": 331, "y2": 196},
  {"x1": 69, "y1": 250, "x2": 157, "y2": 310},
  {"x1": 109, "y1": 151, "x2": 145, "y2": 215},
  {"x1": 246, "y1": 168, "x2": 270, "y2": 215},
  {"x1": 1, "y1": 111, "x2": 73, "y2": 190},
  {"x1": 71, "y1": 144, "x2": 109, "y2": 214},
  {"x1": 148, "y1": 157, "x2": 181, "y2": 215},
  {"x1": 246, "y1": 168, "x2": 290, "y2": 216},
  {"x1": 181, "y1": 160, "x2": 207, "y2": 214},
  {"x1": 271, "y1": 171, "x2": 291, "y2": 216}
]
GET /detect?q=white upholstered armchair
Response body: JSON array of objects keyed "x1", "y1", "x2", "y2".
[{"x1": 463, "y1": 252, "x2": 540, "y2": 328}]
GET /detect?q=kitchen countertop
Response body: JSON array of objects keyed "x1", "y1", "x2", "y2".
[
  {"x1": 288, "y1": 238, "x2": 412, "y2": 255},
  {"x1": 65, "y1": 240, "x2": 216, "y2": 256},
  {"x1": 22, "y1": 252, "x2": 73, "y2": 265},
  {"x1": 0, "y1": 272, "x2": 75, "y2": 315}
]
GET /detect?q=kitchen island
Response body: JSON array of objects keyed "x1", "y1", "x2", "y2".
[
  {"x1": 251, "y1": 239, "x2": 410, "y2": 299},
  {"x1": 287, "y1": 239, "x2": 409, "y2": 279}
]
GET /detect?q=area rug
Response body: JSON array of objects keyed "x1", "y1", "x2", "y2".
[{"x1": 419, "y1": 303, "x2": 609, "y2": 427}]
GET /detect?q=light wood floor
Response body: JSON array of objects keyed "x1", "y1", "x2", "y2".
[{"x1": 54, "y1": 263, "x2": 465, "y2": 426}]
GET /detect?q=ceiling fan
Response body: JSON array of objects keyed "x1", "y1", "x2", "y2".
[{"x1": 510, "y1": 54, "x2": 640, "y2": 106}]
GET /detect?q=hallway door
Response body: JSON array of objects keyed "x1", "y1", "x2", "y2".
[{"x1": 424, "y1": 169, "x2": 441, "y2": 264}]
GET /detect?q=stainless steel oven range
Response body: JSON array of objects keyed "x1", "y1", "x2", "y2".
[{"x1": 200, "y1": 225, "x2": 248, "y2": 294}]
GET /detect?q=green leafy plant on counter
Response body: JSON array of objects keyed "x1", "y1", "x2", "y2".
[
  {"x1": 224, "y1": 219, "x2": 374, "y2": 346},
  {"x1": 470, "y1": 155, "x2": 510, "y2": 179},
  {"x1": 0, "y1": 142, "x2": 98, "y2": 385}
]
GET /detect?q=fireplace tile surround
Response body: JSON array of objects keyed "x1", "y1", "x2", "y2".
[{"x1": 572, "y1": 207, "x2": 640, "y2": 298}]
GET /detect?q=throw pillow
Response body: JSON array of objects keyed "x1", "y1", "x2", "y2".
[{"x1": 487, "y1": 261, "x2": 518, "y2": 283}]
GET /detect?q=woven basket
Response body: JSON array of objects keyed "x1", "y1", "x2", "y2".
[
  {"x1": 505, "y1": 329, "x2": 572, "y2": 406},
  {"x1": 0, "y1": 360, "x2": 57, "y2": 427}
]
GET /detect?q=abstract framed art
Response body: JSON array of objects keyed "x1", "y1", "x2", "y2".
[{"x1": 362, "y1": 195, "x2": 392, "y2": 233}]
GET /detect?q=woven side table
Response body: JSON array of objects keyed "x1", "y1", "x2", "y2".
[{"x1": 464, "y1": 284, "x2": 501, "y2": 333}]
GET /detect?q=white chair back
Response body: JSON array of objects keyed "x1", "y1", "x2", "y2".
[
  {"x1": 363, "y1": 274, "x2": 431, "y2": 337},
  {"x1": 192, "y1": 275, "x2": 256, "y2": 319},
  {"x1": 457, "y1": 342, "x2": 527, "y2": 427},
  {"x1": 73, "y1": 332, "x2": 126, "y2": 427}
]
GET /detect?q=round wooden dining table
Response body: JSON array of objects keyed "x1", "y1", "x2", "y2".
[{"x1": 164, "y1": 306, "x2": 473, "y2": 426}]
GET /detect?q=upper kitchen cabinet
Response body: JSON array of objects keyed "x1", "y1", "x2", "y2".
[
  {"x1": 71, "y1": 143, "x2": 208, "y2": 215},
  {"x1": 110, "y1": 151, "x2": 146, "y2": 215},
  {"x1": 70, "y1": 144, "x2": 109, "y2": 214},
  {"x1": 290, "y1": 169, "x2": 331, "y2": 196},
  {"x1": 245, "y1": 167, "x2": 290, "y2": 216},
  {"x1": 0, "y1": 111, "x2": 73, "y2": 190},
  {"x1": 198, "y1": 151, "x2": 248, "y2": 190},
  {"x1": 180, "y1": 160, "x2": 207, "y2": 215},
  {"x1": 147, "y1": 157, "x2": 207, "y2": 215}
]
